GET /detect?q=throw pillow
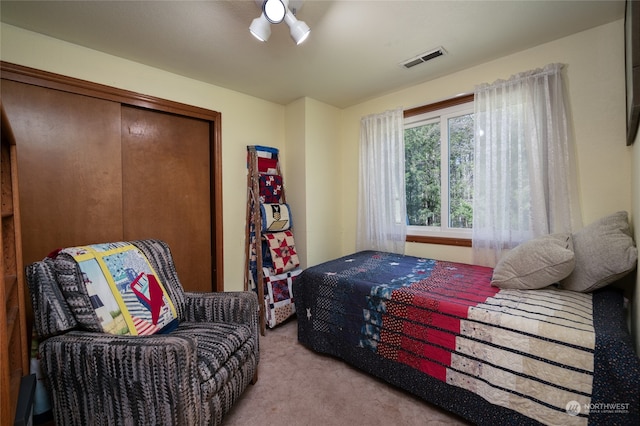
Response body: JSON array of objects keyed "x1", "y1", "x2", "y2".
[
  {"x1": 491, "y1": 233, "x2": 575, "y2": 290},
  {"x1": 561, "y1": 211, "x2": 638, "y2": 292}
]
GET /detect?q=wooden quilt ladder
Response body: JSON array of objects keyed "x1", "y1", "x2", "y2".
[{"x1": 245, "y1": 145, "x2": 300, "y2": 335}]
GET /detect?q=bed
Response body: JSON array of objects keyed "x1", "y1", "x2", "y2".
[{"x1": 293, "y1": 250, "x2": 640, "y2": 425}]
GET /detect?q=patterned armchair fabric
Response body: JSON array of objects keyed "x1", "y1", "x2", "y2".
[{"x1": 26, "y1": 239, "x2": 259, "y2": 426}]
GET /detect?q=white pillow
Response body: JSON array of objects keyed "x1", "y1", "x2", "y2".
[
  {"x1": 561, "y1": 211, "x2": 637, "y2": 292},
  {"x1": 491, "y1": 233, "x2": 575, "y2": 290}
]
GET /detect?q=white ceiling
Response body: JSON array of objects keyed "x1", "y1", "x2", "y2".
[{"x1": 0, "y1": 0, "x2": 626, "y2": 108}]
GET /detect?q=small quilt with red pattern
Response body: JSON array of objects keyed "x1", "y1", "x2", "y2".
[
  {"x1": 259, "y1": 174, "x2": 283, "y2": 203},
  {"x1": 264, "y1": 230, "x2": 300, "y2": 274},
  {"x1": 262, "y1": 267, "x2": 301, "y2": 328}
]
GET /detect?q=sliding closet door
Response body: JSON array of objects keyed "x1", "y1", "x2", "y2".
[
  {"x1": 121, "y1": 106, "x2": 212, "y2": 292},
  {"x1": 2, "y1": 80, "x2": 123, "y2": 264},
  {"x1": 2, "y1": 62, "x2": 222, "y2": 291}
]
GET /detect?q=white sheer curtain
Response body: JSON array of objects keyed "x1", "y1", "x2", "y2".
[
  {"x1": 356, "y1": 107, "x2": 407, "y2": 254},
  {"x1": 472, "y1": 63, "x2": 582, "y2": 266}
]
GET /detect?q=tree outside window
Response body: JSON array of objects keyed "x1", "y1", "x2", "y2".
[{"x1": 404, "y1": 101, "x2": 474, "y2": 239}]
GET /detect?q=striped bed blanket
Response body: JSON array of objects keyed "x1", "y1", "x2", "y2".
[{"x1": 294, "y1": 251, "x2": 640, "y2": 425}]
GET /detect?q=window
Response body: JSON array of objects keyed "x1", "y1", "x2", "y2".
[{"x1": 404, "y1": 95, "x2": 474, "y2": 243}]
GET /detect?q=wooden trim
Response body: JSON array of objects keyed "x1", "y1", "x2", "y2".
[
  {"x1": 406, "y1": 234, "x2": 472, "y2": 247},
  {"x1": 404, "y1": 93, "x2": 474, "y2": 118},
  {"x1": 0, "y1": 62, "x2": 219, "y2": 121},
  {"x1": 1, "y1": 101, "x2": 17, "y2": 148},
  {"x1": 1, "y1": 61, "x2": 225, "y2": 291},
  {"x1": 1, "y1": 100, "x2": 29, "y2": 425},
  {"x1": 212, "y1": 116, "x2": 224, "y2": 292}
]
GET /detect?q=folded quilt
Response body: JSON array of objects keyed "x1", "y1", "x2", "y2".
[
  {"x1": 254, "y1": 145, "x2": 279, "y2": 174},
  {"x1": 261, "y1": 203, "x2": 292, "y2": 232},
  {"x1": 259, "y1": 174, "x2": 283, "y2": 203},
  {"x1": 262, "y1": 267, "x2": 302, "y2": 328},
  {"x1": 264, "y1": 230, "x2": 300, "y2": 274}
]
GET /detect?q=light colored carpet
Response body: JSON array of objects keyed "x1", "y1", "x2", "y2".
[{"x1": 222, "y1": 318, "x2": 471, "y2": 426}]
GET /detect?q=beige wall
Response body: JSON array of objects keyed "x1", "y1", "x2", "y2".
[
  {"x1": 0, "y1": 23, "x2": 286, "y2": 292},
  {"x1": 283, "y1": 97, "x2": 342, "y2": 268},
  {"x1": 337, "y1": 19, "x2": 632, "y2": 265},
  {"x1": 284, "y1": 98, "x2": 307, "y2": 266},
  {"x1": 300, "y1": 98, "x2": 342, "y2": 266}
]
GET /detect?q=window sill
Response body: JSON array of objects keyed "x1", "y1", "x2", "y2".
[{"x1": 406, "y1": 235, "x2": 472, "y2": 247}]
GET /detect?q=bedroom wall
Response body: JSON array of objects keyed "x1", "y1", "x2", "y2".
[
  {"x1": 284, "y1": 98, "x2": 308, "y2": 268},
  {"x1": 337, "y1": 20, "x2": 632, "y2": 266},
  {"x1": 285, "y1": 97, "x2": 342, "y2": 268},
  {"x1": 0, "y1": 23, "x2": 286, "y2": 292}
]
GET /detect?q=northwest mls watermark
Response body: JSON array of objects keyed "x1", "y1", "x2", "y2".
[{"x1": 566, "y1": 400, "x2": 631, "y2": 416}]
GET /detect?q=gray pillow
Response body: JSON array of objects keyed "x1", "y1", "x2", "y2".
[
  {"x1": 561, "y1": 211, "x2": 638, "y2": 292},
  {"x1": 491, "y1": 233, "x2": 575, "y2": 290}
]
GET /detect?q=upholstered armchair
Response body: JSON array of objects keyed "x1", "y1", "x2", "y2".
[{"x1": 26, "y1": 239, "x2": 259, "y2": 425}]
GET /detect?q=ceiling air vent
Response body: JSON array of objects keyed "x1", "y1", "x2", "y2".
[{"x1": 400, "y1": 47, "x2": 446, "y2": 69}]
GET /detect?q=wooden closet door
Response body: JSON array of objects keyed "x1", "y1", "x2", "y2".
[
  {"x1": 2, "y1": 80, "x2": 123, "y2": 265},
  {"x1": 121, "y1": 106, "x2": 212, "y2": 292}
]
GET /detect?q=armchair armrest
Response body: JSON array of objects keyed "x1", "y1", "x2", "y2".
[
  {"x1": 183, "y1": 291, "x2": 259, "y2": 335},
  {"x1": 39, "y1": 331, "x2": 201, "y2": 426},
  {"x1": 183, "y1": 291, "x2": 260, "y2": 384}
]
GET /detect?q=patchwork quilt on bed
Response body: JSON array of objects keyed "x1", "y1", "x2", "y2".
[{"x1": 294, "y1": 251, "x2": 640, "y2": 425}]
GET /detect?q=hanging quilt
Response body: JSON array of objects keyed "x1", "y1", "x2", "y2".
[
  {"x1": 262, "y1": 267, "x2": 301, "y2": 328},
  {"x1": 259, "y1": 174, "x2": 283, "y2": 203},
  {"x1": 264, "y1": 230, "x2": 300, "y2": 274},
  {"x1": 247, "y1": 145, "x2": 302, "y2": 329},
  {"x1": 249, "y1": 145, "x2": 280, "y2": 174},
  {"x1": 260, "y1": 203, "x2": 293, "y2": 232}
]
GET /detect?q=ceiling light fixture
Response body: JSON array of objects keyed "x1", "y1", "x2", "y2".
[
  {"x1": 263, "y1": 0, "x2": 287, "y2": 24},
  {"x1": 250, "y1": 0, "x2": 310, "y2": 45},
  {"x1": 249, "y1": 14, "x2": 271, "y2": 42}
]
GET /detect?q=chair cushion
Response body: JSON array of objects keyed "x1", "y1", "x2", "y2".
[
  {"x1": 54, "y1": 242, "x2": 179, "y2": 335},
  {"x1": 172, "y1": 321, "x2": 256, "y2": 398}
]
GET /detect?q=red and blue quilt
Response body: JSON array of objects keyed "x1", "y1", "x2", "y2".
[{"x1": 294, "y1": 251, "x2": 640, "y2": 425}]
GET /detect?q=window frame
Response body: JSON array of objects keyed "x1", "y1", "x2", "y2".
[{"x1": 404, "y1": 94, "x2": 474, "y2": 246}]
